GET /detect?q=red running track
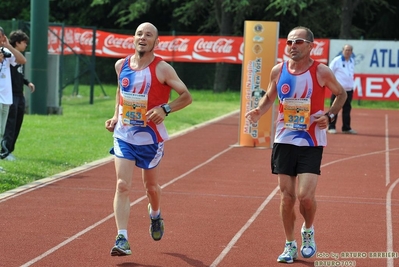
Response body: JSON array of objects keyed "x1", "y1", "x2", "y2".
[{"x1": 0, "y1": 108, "x2": 398, "y2": 267}]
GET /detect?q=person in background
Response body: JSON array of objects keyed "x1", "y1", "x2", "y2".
[
  {"x1": 245, "y1": 26, "x2": 347, "y2": 264},
  {"x1": 0, "y1": 26, "x2": 27, "y2": 170},
  {"x1": 2, "y1": 30, "x2": 35, "y2": 161},
  {"x1": 327, "y1": 44, "x2": 356, "y2": 134},
  {"x1": 105, "y1": 22, "x2": 192, "y2": 256}
]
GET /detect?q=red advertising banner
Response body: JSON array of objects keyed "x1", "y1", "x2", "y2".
[
  {"x1": 48, "y1": 26, "x2": 397, "y2": 101},
  {"x1": 47, "y1": 26, "x2": 329, "y2": 64},
  {"x1": 324, "y1": 74, "x2": 399, "y2": 101},
  {"x1": 156, "y1": 36, "x2": 244, "y2": 63}
]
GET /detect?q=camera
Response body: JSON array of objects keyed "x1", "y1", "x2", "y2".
[{"x1": 1, "y1": 47, "x2": 11, "y2": 58}]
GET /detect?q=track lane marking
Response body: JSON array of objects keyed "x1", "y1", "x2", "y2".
[
  {"x1": 210, "y1": 146, "x2": 399, "y2": 266},
  {"x1": 20, "y1": 146, "x2": 234, "y2": 266},
  {"x1": 209, "y1": 186, "x2": 280, "y2": 267},
  {"x1": 386, "y1": 177, "x2": 399, "y2": 267},
  {"x1": 386, "y1": 114, "x2": 390, "y2": 186}
]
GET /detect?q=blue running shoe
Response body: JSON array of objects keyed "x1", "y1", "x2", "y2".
[
  {"x1": 277, "y1": 241, "x2": 298, "y2": 263},
  {"x1": 300, "y1": 225, "x2": 317, "y2": 258},
  {"x1": 110, "y1": 234, "x2": 132, "y2": 256},
  {"x1": 148, "y1": 203, "x2": 164, "y2": 241}
]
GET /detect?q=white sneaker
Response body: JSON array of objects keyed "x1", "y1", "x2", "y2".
[
  {"x1": 327, "y1": 129, "x2": 336, "y2": 134},
  {"x1": 342, "y1": 129, "x2": 357, "y2": 134},
  {"x1": 300, "y1": 224, "x2": 317, "y2": 258},
  {"x1": 277, "y1": 241, "x2": 298, "y2": 263},
  {"x1": 5, "y1": 153, "x2": 16, "y2": 161}
]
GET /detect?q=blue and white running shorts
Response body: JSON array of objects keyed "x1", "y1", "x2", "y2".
[{"x1": 110, "y1": 138, "x2": 164, "y2": 169}]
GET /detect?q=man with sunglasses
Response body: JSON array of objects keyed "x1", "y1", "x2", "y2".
[
  {"x1": 327, "y1": 44, "x2": 356, "y2": 134},
  {"x1": 245, "y1": 26, "x2": 347, "y2": 264}
]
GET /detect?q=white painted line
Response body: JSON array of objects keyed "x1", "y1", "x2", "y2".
[
  {"x1": 19, "y1": 147, "x2": 234, "y2": 266},
  {"x1": 0, "y1": 110, "x2": 239, "y2": 202},
  {"x1": 0, "y1": 156, "x2": 114, "y2": 202},
  {"x1": 209, "y1": 186, "x2": 280, "y2": 267},
  {"x1": 386, "y1": 177, "x2": 399, "y2": 267},
  {"x1": 322, "y1": 148, "x2": 399, "y2": 168},
  {"x1": 209, "y1": 145, "x2": 399, "y2": 266},
  {"x1": 386, "y1": 114, "x2": 390, "y2": 186}
]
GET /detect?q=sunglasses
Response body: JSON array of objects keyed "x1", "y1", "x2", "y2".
[{"x1": 286, "y1": 38, "x2": 311, "y2": 46}]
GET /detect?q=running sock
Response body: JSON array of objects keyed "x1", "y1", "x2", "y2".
[
  {"x1": 118, "y1": 229, "x2": 128, "y2": 240},
  {"x1": 303, "y1": 225, "x2": 314, "y2": 232},
  {"x1": 150, "y1": 206, "x2": 160, "y2": 218}
]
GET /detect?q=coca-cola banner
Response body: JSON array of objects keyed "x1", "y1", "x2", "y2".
[{"x1": 48, "y1": 26, "x2": 329, "y2": 64}]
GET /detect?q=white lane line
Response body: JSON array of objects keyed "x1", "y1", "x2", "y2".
[
  {"x1": 209, "y1": 145, "x2": 399, "y2": 266},
  {"x1": 386, "y1": 114, "x2": 390, "y2": 186},
  {"x1": 0, "y1": 110, "x2": 239, "y2": 202},
  {"x1": 386, "y1": 177, "x2": 399, "y2": 267},
  {"x1": 20, "y1": 146, "x2": 234, "y2": 267},
  {"x1": 0, "y1": 156, "x2": 114, "y2": 202},
  {"x1": 209, "y1": 186, "x2": 280, "y2": 267},
  {"x1": 322, "y1": 148, "x2": 399, "y2": 168}
]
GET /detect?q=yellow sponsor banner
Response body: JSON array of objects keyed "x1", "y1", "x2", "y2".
[{"x1": 238, "y1": 21, "x2": 279, "y2": 147}]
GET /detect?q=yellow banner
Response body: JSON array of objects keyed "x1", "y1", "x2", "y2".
[{"x1": 238, "y1": 21, "x2": 279, "y2": 147}]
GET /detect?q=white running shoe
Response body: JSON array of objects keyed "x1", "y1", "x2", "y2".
[
  {"x1": 5, "y1": 153, "x2": 16, "y2": 161},
  {"x1": 277, "y1": 241, "x2": 298, "y2": 263},
  {"x1": 300, "y1": 224, "x2": 317, "y2": 258}
]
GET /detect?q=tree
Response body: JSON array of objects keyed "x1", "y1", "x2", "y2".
[{"x1": 265, "y1": 0, "x2": 396, "y2": 39}]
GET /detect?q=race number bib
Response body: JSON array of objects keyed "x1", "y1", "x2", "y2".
[
  {"x1": 282, "y1": 98, "x2": 311, "y2": 130},
  {"x1": 121, "y1": 92, "x2": 148, "y2": 127}
]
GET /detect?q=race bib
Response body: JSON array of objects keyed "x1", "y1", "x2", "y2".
[
  {"x1": 121, "y1": 92, "x2": 148, "y2": 127},
  {"x1": 282, "y1": 98, "x2": 311, "y2": 130}
]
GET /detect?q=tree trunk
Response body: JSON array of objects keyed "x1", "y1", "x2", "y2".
[
  {"x1": 213, "y1": 0, "x2": 233, "y2": 93},
  {"x1": 339, "y1": 0, "x2": 361, "y2": 39}
]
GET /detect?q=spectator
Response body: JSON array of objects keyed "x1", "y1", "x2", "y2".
[
  {"x1": 0, "y1": 26, "x2": 27, "y2": 169},
  {"x1": 327, "y1": 44, "x2": 356, "y2": 134},
  {"x1": 2, "y1": 30, "x2": 35, "y2": 161}
]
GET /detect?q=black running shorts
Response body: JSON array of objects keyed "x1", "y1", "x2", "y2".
[{"x1": 271, "y1": 143, "x2": 323, "y2": 176}]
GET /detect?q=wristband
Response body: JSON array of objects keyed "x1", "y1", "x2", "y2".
[{"x1": 325, "y1": 112, "x2": 335, "y2": 123}]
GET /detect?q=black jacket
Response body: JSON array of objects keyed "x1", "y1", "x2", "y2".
[{"x1": 10, "y1": 63, "x2": 30, "y2": 97}]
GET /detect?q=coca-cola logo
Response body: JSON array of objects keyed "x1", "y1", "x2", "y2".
[
  {"x1": 105, "y1": 35, "x2": 135, "y2": 50},
  {"x1": 310, "y1": 41, "x2": 325, "y2": 56},
  {"x1": 157, "y1": 38, "x2": 189, "y2": 52},
  {"x1": 121, "y1": 77, "x2": 129, "y2": 88},
  {"x1": 281, "y1": 84, "x2": 290, "y2": 94},
  {"x1": 78, "y1": 31, "x2": 98, "y2": 46},
  {"x1": 238, "y1": 42, "x2": 244, "y2": 61},
  {"x1": 194, "y1": 38, "x2": 234, "y2": 53},
  {"x1": 284, "y1": 40, "x2": 325, "y2": 57}
]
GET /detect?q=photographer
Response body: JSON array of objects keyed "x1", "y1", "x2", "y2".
[{"x1": 0, "y1": 26, "x2": 27, "y2": 168}]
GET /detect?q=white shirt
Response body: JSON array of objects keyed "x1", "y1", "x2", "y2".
[
  {"x1": 0, "y1": 47, "x2": 17, "y2": 104},
  {"x1": 329, "y1": 55, "x2": 355, "y2": 91}
]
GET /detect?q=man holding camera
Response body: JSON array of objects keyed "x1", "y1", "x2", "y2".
[{"x1": 0, "y1": 26, "x2": 27, "y2": 169}]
